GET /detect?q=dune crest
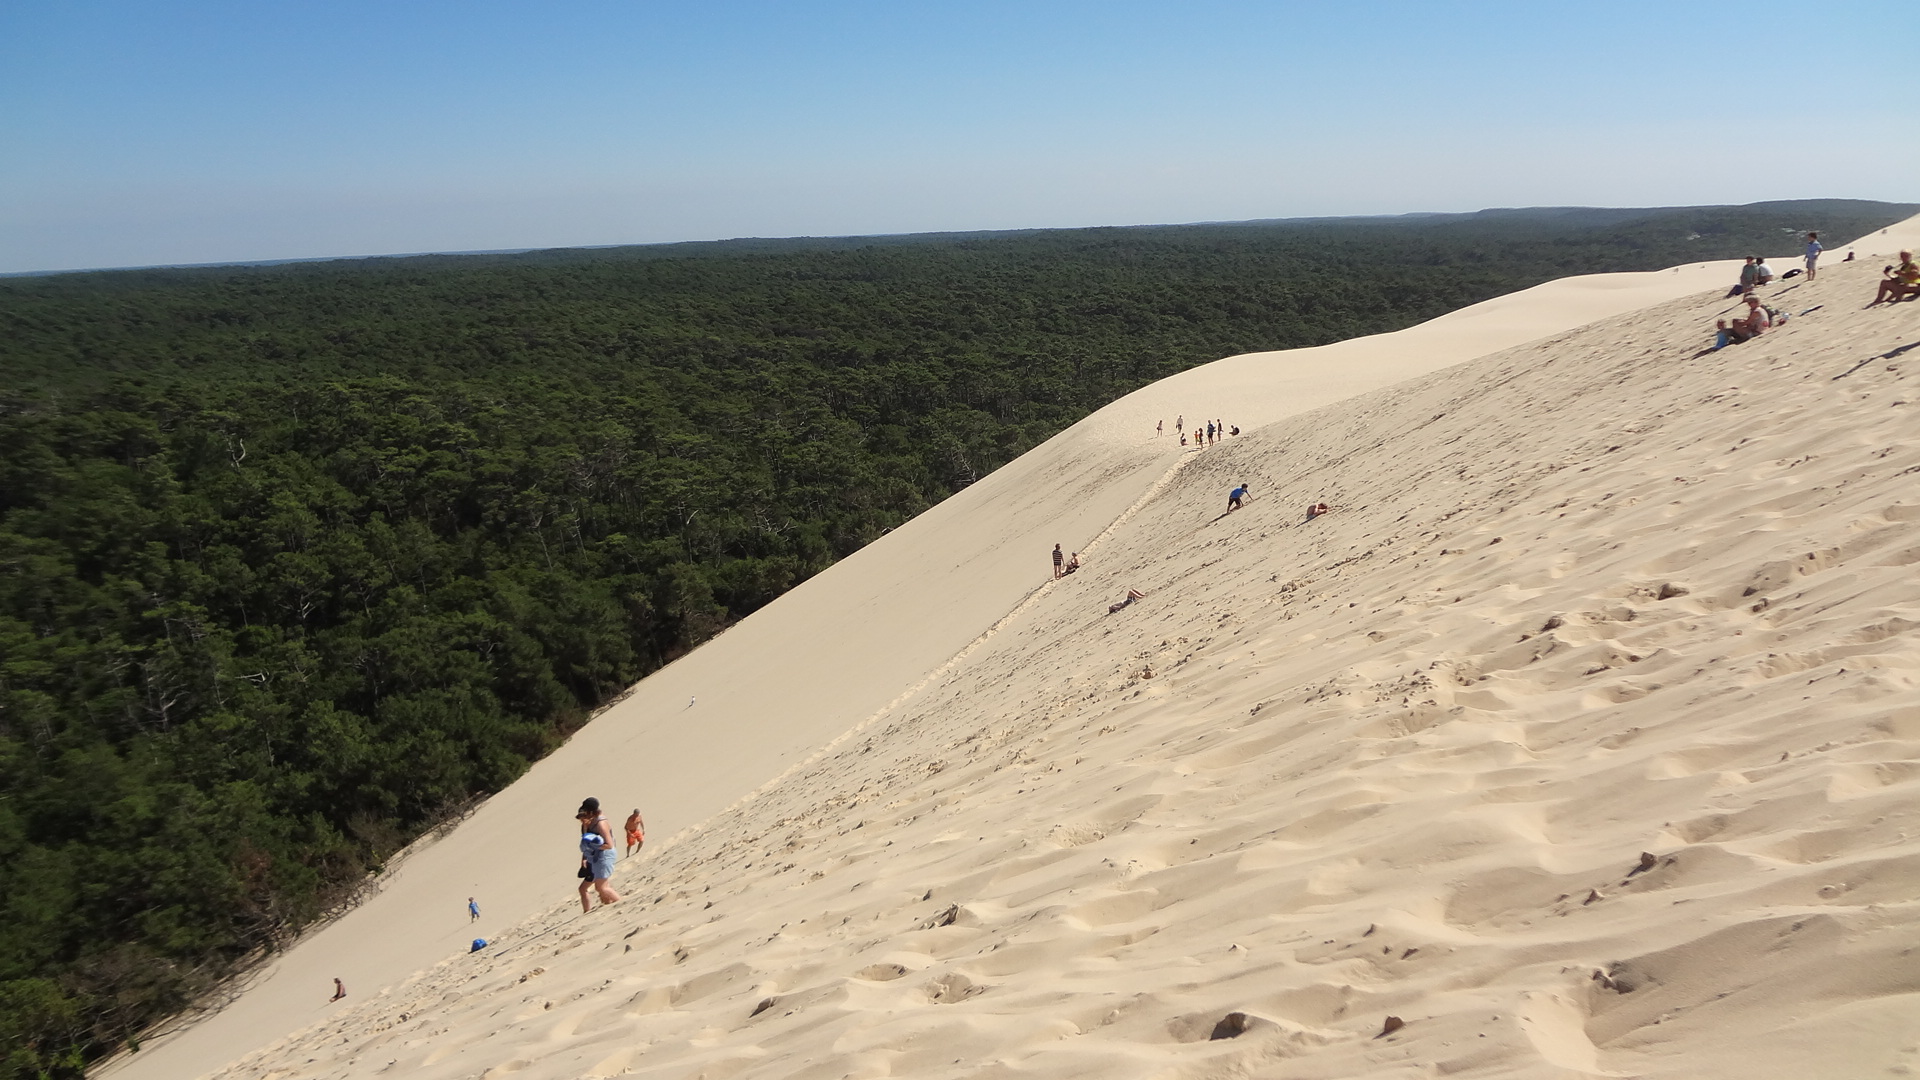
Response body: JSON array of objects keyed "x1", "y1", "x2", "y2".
[{"x1": 107, "y1": 217, "x2": 1920, "y2": 1080}]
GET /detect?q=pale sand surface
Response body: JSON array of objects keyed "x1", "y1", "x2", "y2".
[{"x1": 103, "y1": 215, "x2": 1920, "y2": 1080}]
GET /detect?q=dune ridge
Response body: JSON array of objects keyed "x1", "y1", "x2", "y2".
[{"x1": 105, "y1": 219, "x2": 1920, "y2": 1080}]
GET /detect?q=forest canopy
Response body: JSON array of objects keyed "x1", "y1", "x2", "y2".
[{"x1": 0, "y1": 199, "x2": 1912, "y2": 1077}]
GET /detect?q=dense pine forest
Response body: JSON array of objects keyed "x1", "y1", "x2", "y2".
[{"x1": 1, "y1": 199, "x2": 1912, "y2": 1077}]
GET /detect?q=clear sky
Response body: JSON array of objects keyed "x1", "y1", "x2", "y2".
[{"x1": 2, "y1": 0, "x2": 1912, "y2": 273}]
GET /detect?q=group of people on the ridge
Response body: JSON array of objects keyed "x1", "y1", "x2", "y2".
[
  {"x1": 1715, "y1": 233, "x2": 1918, "y2": 348},
  {"x1": 1161, "y1": 414, "x2": 1238, "y2": 447}
]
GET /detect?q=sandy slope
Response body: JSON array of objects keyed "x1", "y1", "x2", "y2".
[{"x1": 103, "y1": 219, "x2": 1920, "y2": 1080}]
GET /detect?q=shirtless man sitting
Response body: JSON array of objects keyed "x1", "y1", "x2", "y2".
[{"x1": 1716, "y1": 296, "x2": 1772, "y2": 346}]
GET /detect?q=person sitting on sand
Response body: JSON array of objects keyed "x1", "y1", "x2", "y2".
[
  {"x1": 625, "y1": 808, "x2": 645, "y2": 856},
  {"x1": 1753, "y1": 257, "x2": 1774, "y2": 287},
  {"x1": 1728, "y1": 256, "x2": 1758, "y2": 297},
  {"x1": 1227, "y1": 482, "x2": 1249, "y2": 511},
  {"x1": 331, "y1": 978, "x2": 346, "y2": 1002},
  {"x1": 1062, "y1": 552, "x2": 1081, "y2": 574},
  {"x1": 1305, "y1": 502, "x2": 1331, "y2": 520},
  {"x1": 1871, "y1": 251, "x2": 1920, "y2": 305},
  {"x1": 1715, "y1": 296, "x2": 1772, "y2": 347},
  {"x1": 1107, "y1": 588, "x2": 1147, "y2": 614}
]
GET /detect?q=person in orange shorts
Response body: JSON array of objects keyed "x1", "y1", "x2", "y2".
[{"x1": 625, "y1": 808, "x2": 645, "y2": 856}]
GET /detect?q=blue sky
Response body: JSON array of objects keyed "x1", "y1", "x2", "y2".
[{"x1": 2, "y1": 1, "x2": 1912, "y2": 273}]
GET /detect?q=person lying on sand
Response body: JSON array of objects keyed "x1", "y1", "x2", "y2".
[
  {"x1": 1870, "y1": 251, "x2": 1920, "y2": 306},
  {"x1": 1305, "y1": 502, "x2": 1332, "y2": 521},
  {"x1": 1107, "y1": 589, "x2": 1146, "y2": 614}
]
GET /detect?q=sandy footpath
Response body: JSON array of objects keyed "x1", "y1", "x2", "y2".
[{"x1": 103, "y1": 217, "x2": 1920, "y2": 1080}]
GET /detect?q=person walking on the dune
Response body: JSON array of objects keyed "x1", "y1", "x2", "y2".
[
  {"x1": 576, "y1": 797, "x2": 621, "y2": 913},
  {"x1": 1156, "y1": 419, "x2": 1163, "y2": 436},
  {"x1": 468, "y1": 896, "x2": 480, "y2": 922},
  {"x1": 625, "y1": 808, "x2": 645, "y2": 856}
]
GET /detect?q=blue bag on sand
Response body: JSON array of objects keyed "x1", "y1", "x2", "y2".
[{"x1": 470, "y1": 939, "x2": 488, "y2": 952}]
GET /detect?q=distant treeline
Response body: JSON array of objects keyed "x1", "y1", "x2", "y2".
[{"x1": 0, "y1": 198, "x2": 1912, "y2": 1077}]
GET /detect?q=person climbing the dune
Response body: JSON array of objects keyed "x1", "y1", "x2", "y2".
[
  {"x1": 1228, "y1": 482, "x2": 1250, "y2": 511},
  {"x1": 576, "y1": 797, "x2": 621, "y2": 913},
  {"x1": 625, "y1": 808, "x2": 645, "y2": 856}
]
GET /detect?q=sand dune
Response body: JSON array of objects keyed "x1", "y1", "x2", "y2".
[{"x1": 104, "y1": 217, "x2": 1920, "y2": 1080}]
